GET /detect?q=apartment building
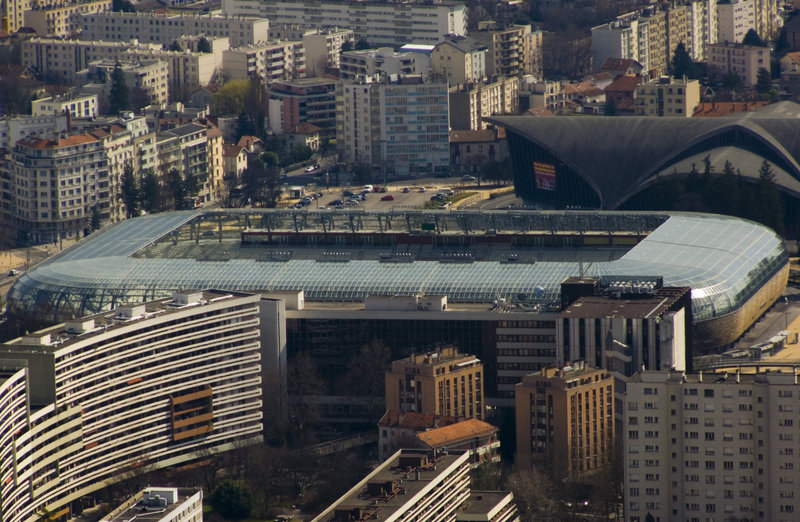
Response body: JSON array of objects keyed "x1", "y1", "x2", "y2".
[
  {"x1": 155, "y1": 123, "x2": 209, "y2": 203},
  {"x1": 102, "y1": 488, "x2": 203, "y2": 522},
  {"x1": 377, "y1": 410, "x2": 463, "y2": 460},
  {"x1": 0, "y1": 113, "x2": 68, "y2": 151},
  {"x1": 471, "y1": 22, "x2": 542, "y2": 78},
  {"x1": 688, "y1": 0, "x2": 719, "y2": 62},
  {"x1": 432, "y1": 35, "x2": 488, "y2": 85},
  {"x1": 21, "y1": 38, "x2": 219, "y2": 100},
  {"x1": 639, "y1": 7, "x2": 668, "y2": 75},
  {"x1": 708, "y1": 42, "x2": 769, "y2": 86},
  {"x1": 336, "y1": 75, "x2": 450, "y2": 177},
  {"x1": 221, "y1": 0, "x2": 467, "y2": 48},
  {"x1": 80, "y1": 11, "x2": 269, "y2": 47},
  {"x1": 267, "y1": 77, "x2": 337, "y2": 134},
  {"x1": 31, "y1": 92, "x2": 98, "y2": 118},
  {"x1": 591, "y1": 15, "x2": 648, "y2": 73},
  {"x1": 76, "y1": 59, "x2": 170, "y2": 108},
  {"x1": 24, "y1": 0, "x2": 110, "y2": 37},
  {"x1": 718, "y1": 0, "x2": 755, "y2": 44},
  {"x1": 313, "y1": 449, "x2": 471, "y2": 522},
  {"x1": 385, "y1": 346, "x2": 484, "y2": 421},
  {"x1": 339, "y1": 48, "x2": 430, "y2": 82},
  {"x1": 515, "y1": 362, "x2": 614, "y2": 479},
  {"x1": 624, "y1": 369, "x2": 800, "y2": 522},
  {"x1": 635, "y1": 76, "x2": 701, "y2": 116},
  {"x1": 222, "y1": 41, "x2": 304, "y2": 82},
  {"x1": 449, "y1": 76, "x2": 519, "y2": 130},
  {"x1": 666, "y1": 3, "x2": 692, "y2": 59},
  {"x1": 303, "y1": 28, "x2": 354, "y2": 76},
  {"x1": 0, "y1": 290, "x2": 265, "y2": 522}
]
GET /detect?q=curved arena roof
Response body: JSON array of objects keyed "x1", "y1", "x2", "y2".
[
  {"x1": 488, "y1": 101, "x2": 800, "y2": 208},
  {"x1": 7, "y1": 209, "x2": 786, "y2": 325}
]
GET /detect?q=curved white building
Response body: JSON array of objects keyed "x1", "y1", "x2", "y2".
[{"x1": 0, "y1": 290, "x2": 264, "y2": 522}]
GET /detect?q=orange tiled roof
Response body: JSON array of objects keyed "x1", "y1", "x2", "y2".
[
  {"x1": 604, "y1": 75, "x2": 641, "y2": 93},
  {"x1": 692, "y1": 101, "x2": 772, "y2": 117},
  {"x1": 222, "y1": 143, "x2": 244, "y2": 157},
  {"x1": 290, "y1": 121, "x2": 321, "y2": 135},
  {"x1": 237, "y1": 135, "x2": 262, "y2": 148},
  {"x1": 784, "y1": 51, "x2": 800, "y2": 64},
  {"x1": 377, "y1": 410, "x2": 463, "y2": 430},
  {"x1": 19, "y1": 133, "x2": 97, "y2": 149},
  {"x1": 416, "y1": 418, "x2": 498, "y2": 449}
]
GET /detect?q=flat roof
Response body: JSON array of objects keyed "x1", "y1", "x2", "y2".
[
  {"x1": 7, "y1": 209, "x2": 786, "y2": 324},
  {"x1": 561, "y1": 287, "x2": 688, "y2": 319}
]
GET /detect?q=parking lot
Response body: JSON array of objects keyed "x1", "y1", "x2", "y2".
[{"x1": 286, "y1": 183, "x2": 468, "y2": 210}]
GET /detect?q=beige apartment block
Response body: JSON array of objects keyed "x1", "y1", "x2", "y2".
[
  {"x1": 635, "y1": 76, "x2": 700, "y2": 116},
  {"x1": 471, "y1": 22, "x2": 542, "y2": 78},
  {"x1": 385, "y1": 346, "x2": 485, "y2": 420},
  {"x1": 24, "y1": 0, "x2": 110, "y2": 37},
  {"x1": 624, "y1": 369, "x2": 800, "y2": 522},
  {"x1": 222, "y1": 41, "x2": 305, "y2": 82},
  {"x1": 708, "y1": 42, "x2": 769, "y2": 86},
  {"x1": 432, "y1": 35, "x2": 488, "y2": 85},
  {"x1": 515, "y1": 361, "x2": 614, "y2": 479},
  {"x1": 717, "y1": 0, "x2": 755, "y2": 44},
  {"x1": 303, "y1": 28, "x2": 354, "y2": 76},
  {"x1": 449, "y1": 76, "x2": 519, "y2": 130}
]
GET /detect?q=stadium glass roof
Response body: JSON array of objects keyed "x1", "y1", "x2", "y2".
[{"x1": 7, "y1": 209, "x2": 786, "y2": 324}]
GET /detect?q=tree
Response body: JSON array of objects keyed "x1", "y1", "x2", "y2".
[
  {"x1": 169, "y1": 40, "x2": 182, "y2": 52},
  {"x1": 742, "y1": 28, "x2": 765, "y2": 47},
  {"x1": 211, "y1": 79, "x2": 250, "y2": 116},
  {"x1": 139, "y1": 169, "x2": 160, "y2": 213},
  {"x1": 756, "y1": 67, "x2": 772, "y2": 95},
  {"x1": 211, "y1": 480, "x2": 253, "y2": 519},
  {"x1": 355, "y1": 38, "x2": 371, "y2": 50},
  {"x1": 108, "y1": 64, "x2": 130, "y2": 115},
  {"x1": 111, "y1": 0, "x2": 134, "y2": 11},
  {"x1": 353, "y1": 164, "x2": 373, "y2": 185},
  {"x1": 129, "y1": 85, "x2": 150, "y2": 111},
  {"x1": 722, "y1": 72, "x2": 742, "y2": 89},
  {"x1": 506, "y1": 461, "x2": 561, "y2": 522},
  {"x1": 197, "y1": 37, "x2": 212, "y2": 53},
  {"x1": 236, "y1": 110, "x2": 255, "y2": 142},
  {"x1": 670, "y1": 42, "x2": 696, "y2": 79},
  {"x1": 120, "y1": 163, "x2": 138, "y2": 218},
  {"x1": 241, "y1": 157, "x2": 280, "y2": 207},
  {"x1": 604, "y1": 97, "x2": 617, "y2": 116},
  {"x1": 480, "y1": 159, "x2": 512, "y2": 185},
  {"x1": 90, "y1": 205, "x2": 102, "y2": 231},
  {"x1": 341, "y1": 40, "x2": 354, "y2": 52},
  {"x1": 168, "y1": 168, "x2": 186, "y2": 210},
  {"x1": 758, "y1": 159, "x2": 776, "y2": 183}
]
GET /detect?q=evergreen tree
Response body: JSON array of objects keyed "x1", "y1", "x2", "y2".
[
  {"x1": 742, "y1": 29, "x2": 765, "y2": 47},
  {"x1": 197, "y1": 37, "x2": 212, "y2": 53},
  {"x1": 759, "y1": 159, "x2": 776, "y2": 183},
  {"x1": 90, "y1": 205, "x2": 102, "y2": 231},
  {"x1": 168, "y1": 168, "x2": 186, "y2": 210},
  {"x1": 670, "y1": 42, "x2": 696, "y2": 79},
  {"x1": 108, "y1": 64, "x2": 130, "y2": 115},
  {"x1": 756, "y1": 67, "x2": 772, "y2": 95},
  {"x1": 139, "y1": 169, "x2": 160, "y2": 213},
  {"x1": 120, "y1": 163, "x2": 138, "y2": 218},
  {"x1": 210, "y1": 480, "x2": 252, "y2": 519}
]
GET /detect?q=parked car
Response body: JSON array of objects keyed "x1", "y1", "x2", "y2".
[
  {"x1": 431, "y1": 194, "x2": 445, "y2": 201},
  {"x1": 345, "y1": 200, "x2": 359, "y2": 206},
  {"x1": 304, "y1": 165, "x2": 318, "y2": 173},
  {"x1": 329, "y1": 199, "x2": 344, "y2": 206},
  {"x1": 402, "y1": 187, "x2": 410, "y2": 193},
  {"x1": 462, "y1": 175, "x2": 476, "y2": 181},
  {"x1": 381, "y1": 194, "x2": 395, "y2": 201},
  {"x1": 342, "y1": 190, "x2": 355, "y2": 197},
  {"x1": 418, "y1": 187, "x2": 426, "y2": 193}
]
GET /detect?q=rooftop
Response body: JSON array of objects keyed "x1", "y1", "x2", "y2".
[
  {"x1": 377, "y1": 410, "x2": 463, "y2": 430},
  {"x1": 416, "y1": 419, "x2": 498, "y2": 449},
  {"x1": 313, "y1": 450, "x2": 469, "y2": 522},
  {"x1": 561, "y1": 286, "x2": 689, "y2": 319},
  {"x1": 102, "y1": 487, "x2": 201, "y2": 522}
]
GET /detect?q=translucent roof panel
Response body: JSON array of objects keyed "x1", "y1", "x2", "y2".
[{"x1": 7, "y1": 210, "x2": 787, "y2": 325}]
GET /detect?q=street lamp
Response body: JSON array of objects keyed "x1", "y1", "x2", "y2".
[{"x1": 785, "y1": 296, "x2": 789, "y2": 331}]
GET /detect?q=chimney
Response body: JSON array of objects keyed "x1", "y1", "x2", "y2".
[
  {"x1": 698, "y1": 370, "x2": 702, "y2": 383},
  {"x1": 736, "y1": 369, "x2": 740, "y2": 383}
]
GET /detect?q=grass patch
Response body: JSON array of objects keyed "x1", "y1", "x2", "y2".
[{"x1": 450, "y1": 191, "x2": 477, "y2": 203}]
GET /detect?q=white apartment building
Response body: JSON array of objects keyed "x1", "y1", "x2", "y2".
[
  {"x1": 708, "y1": 42, "x2": 769, "y2": 86},
  {"x1": 102, "y1": 488, "x2": 203, "y2": 522},
  {"x1": 222, "y1": 41, "x2": 304, "y2": 82},
  {"x1": 21, "y1": 38, "x2": 219, "y2": 100},
  {"x1": 24, "y1": 0, "x2": 110, "y2": 37},
  {"x1": 689, "y1": 0, "x2": 719, "y2": 61},
  {"x1": 0, "y1": 113, "x2": 69, "y2": 150},
  {"x1": 76, "y1": 59, "x2": 170, "y2": 108},
  {"x1": 339, "y1": 48, "x2": 430, "y2": 82},
  {"x1": 717, "y1": 0, "x2": 755, "y2": 44},
  {"x1": 337, "y1": 75, "x2": 450, "y2": 178},
  {"x1": 221, "y1": 0, "x2": 466, "y2": 47},
  {"x1": 624, "y1": 369, "x2": 800, "y2": 522},
  {"x1": 592, "y1": 15, "x2": 648, "y2": 73},
  {"x1": 0, "y1": 290, "x2": 266, "y2": 522},
  {"x1": 635, "y1": 76, "x2": 701, "y2": 116},
  {"x1": 80, "y1": 11, "x2": 269, "y2": 48},
  {"x1": 31, "y1": 92, "x2": 98, "y2": 118},
  {"x1": 303, "y1": 28, "x2": 354, "y2": 76}
]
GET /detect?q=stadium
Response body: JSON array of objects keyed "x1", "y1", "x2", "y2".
[
  {"x1": 488, "y1": 102, "x2": 800, "y2": 211},
  {"x1": 7, "y1": 208, "x2": 788, "y2": 351}
]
